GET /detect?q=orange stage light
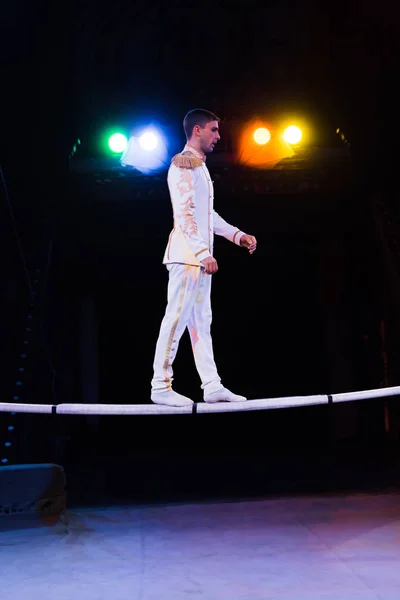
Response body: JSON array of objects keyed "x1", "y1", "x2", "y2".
[{"x1": 236, "y1": 119, "x2": 295, "y2": 168}]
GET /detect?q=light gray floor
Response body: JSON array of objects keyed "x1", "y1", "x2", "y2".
[{"x1": 1, "y1": 492, "x2": 400, "y2": 600}]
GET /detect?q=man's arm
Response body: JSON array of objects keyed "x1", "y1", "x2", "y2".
[
  {"x1": 171, "y1": 167, "x2": 212, "y2": 261},
  {"x1": 214, "y1": 210, "x2": 257, "y2": 254},
  {"x1": 213, "y1": 210, "x2": 246, "y2": 246}
]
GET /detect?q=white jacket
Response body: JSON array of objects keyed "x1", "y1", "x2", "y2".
[{"x1": 163, "y1": 145, "x2": 246, "y2": 266}]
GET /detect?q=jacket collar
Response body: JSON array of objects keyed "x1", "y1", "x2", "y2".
[{"x1": 183, "y1": 143, "x2": 205, "y2": 162}]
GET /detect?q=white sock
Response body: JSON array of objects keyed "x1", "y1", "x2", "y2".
[{"x1": 151, "y1": 390, "x2": 193, "y2": 407}]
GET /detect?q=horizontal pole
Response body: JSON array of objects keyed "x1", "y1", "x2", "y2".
[{"x1": 0, "y1": 387, "x2": 398, "y2": 415}]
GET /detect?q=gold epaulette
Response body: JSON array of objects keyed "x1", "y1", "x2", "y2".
[{"x1": 171, "y1": 152, "x2": 203, "y2": 169}]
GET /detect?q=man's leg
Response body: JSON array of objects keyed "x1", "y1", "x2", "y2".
[
  {"x1": 151, "y1": 264, "x2": 202, "y2": 406},
  {"x1": 187, "y1": 270, "x2": 223, "y2": 394},
  {"x1": 188, "y1": 272, "x2": 247, "y2": 403}
]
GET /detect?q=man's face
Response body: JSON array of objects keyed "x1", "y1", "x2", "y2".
[{"x1": 197, "y1": 120, "x2": 221, "y2": 154}]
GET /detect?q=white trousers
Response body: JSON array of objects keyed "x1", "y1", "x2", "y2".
[{"x1": 151, "y1": 264, "x2": 222, "y2": 394}]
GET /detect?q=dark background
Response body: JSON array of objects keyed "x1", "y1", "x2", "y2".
[{"x1": 1, "y1": 0, "x2": 400, "y2": 506}]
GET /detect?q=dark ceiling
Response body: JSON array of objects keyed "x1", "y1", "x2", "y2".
[{"x1": 1, "y1": 0, "x2": 399, "y2": 173}]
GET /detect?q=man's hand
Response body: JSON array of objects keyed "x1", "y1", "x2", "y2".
[
  {"x1": 201, "y1": 256, "x2": 218, "y2": 274},
  {"x1": 240, "y1": 234, "x2": 257, "y2": 254}
]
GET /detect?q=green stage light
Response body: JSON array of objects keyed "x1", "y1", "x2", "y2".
[{"x1": 108, "y1": 133, "x2": 128, "y2": 153}]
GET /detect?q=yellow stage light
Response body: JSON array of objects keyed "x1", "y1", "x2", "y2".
[{"x1": 283, "y1": 125, "x2": 302, "y2": 144}]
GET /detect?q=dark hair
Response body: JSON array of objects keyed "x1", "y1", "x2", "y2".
[{"x1": 183, "y1": 108, "x2": 220, "y2": 140}]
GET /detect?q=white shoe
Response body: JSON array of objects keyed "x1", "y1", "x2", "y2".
[
  {"x1": 204, "y1": 387, "x2": 247, "y2": 403},
  {"x1": 151, "y1": 390, "x2": 194, "y2": 407}
]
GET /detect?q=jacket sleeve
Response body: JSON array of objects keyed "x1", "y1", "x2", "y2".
[
  {"x1": 213, "y1": 210, "x2": 246, "y2": 246},
  {"x1": 170, "y1": 166, "x2": 212, "y2": 261}
]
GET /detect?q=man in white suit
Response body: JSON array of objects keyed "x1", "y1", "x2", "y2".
[{"x1": 151, "y1": 109, "x2": 257, "y2": 406}]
